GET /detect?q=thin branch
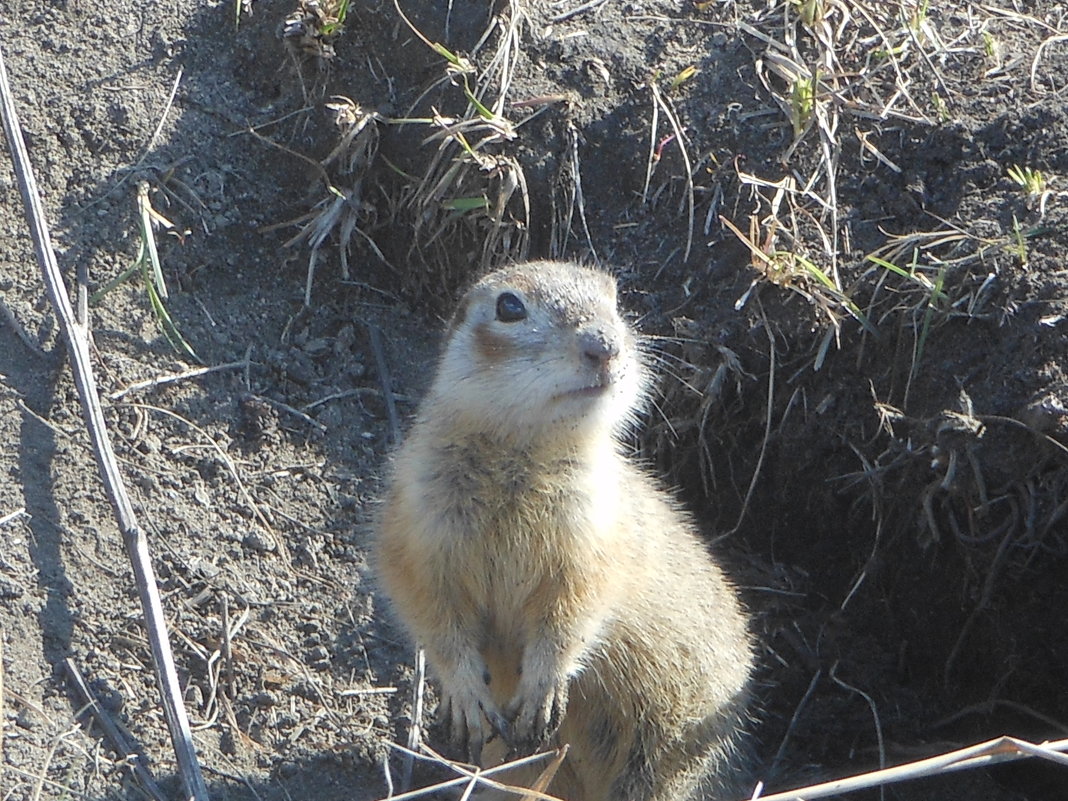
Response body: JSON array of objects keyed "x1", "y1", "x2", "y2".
[
  {"x1": 0, "y1": 45, "x2": 210, "y2": 801},
  {"x1": 0, "y1": 507, "x2": 28, "y2": 527},
  {"x1": 367, "y1": 323, "x2": 402, "y2": 444},
  {"x1": 109, "y1": 358, "x2": 250, "y2": 400},
  {"x1": 550, "y1": 0, "x2": 608, "y2": 24},
  {"x1": 63, "y1": 659, "x2": 168, "y2": 801},
  {"x1": 749, "y1": 735, "x2": 1068, "y2": 801}
]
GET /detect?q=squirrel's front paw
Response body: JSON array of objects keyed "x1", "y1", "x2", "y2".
[
  {"x1": 439, "y1": 683, "x2": 510, "y2": 764},
  {"x1": 507, "y1": 676, "x2": 569, "y2": 752}
]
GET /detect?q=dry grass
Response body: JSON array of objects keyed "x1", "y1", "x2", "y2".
[
  {"x1": 727, "y1": 0, "x2": 951, "y2": 318},
  {"x1": 656, "y1": 0, "x2": 1068, "y2": 545},
  {"x1": 273, "y1": 0, "x2": 532, "y2": 299},
  {"x1": 396, "y1": 0, "x2": 530, "y2": 282},
  {"x1": 280, "y1": 98, "x2": 385, "y2": 305},
  {"x1": 711, "y1": 0, "x2": 1059, "y2": 348}
]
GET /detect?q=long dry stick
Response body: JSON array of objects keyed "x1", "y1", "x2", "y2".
[
  {"x1": 749, "y1": 735, "x2": 1068, "y2": 801},
  {"x1": 64, "y1": 659, "x2": 168, "y2": 801},
  {"x1": 0, "y1": 45, "x2": 210, "y2": 801},
  {"x1": 109, "y1": 357, "x2": 250, "y2": 400},
  {"x1": 0, "y1": 626, "x2": 4, "y2": 775}
]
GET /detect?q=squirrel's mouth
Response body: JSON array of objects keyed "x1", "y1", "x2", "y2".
[
  {"x1": 554, "y1": 381, "x2": 613, "y2": 402},
  {"x1": 552, "y1": 364, "x2": 626, "y2": 403}
]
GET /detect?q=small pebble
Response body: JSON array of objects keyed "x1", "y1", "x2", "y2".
[
  {"x1": 15, "y1": 707, "x2": 40, "y2": 731},
  {"x1": 278, "y1": 760, "x2": 299, "y2": 779},
  {"x1": 308, "y1": 645, "x2": 331, "y2": 668},
  {"x1": 242, "y1": 530, "x2": 276, "y2": 553},
  {"x1": 251, "y1": 691, "x2": 277, "y2": 708}
]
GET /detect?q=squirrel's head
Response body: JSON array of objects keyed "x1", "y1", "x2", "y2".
[{"x1": 431, "y1": 261, "x2": 649, "y2": 448}]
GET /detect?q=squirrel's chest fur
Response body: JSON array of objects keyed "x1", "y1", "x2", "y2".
[{"x1": 387, "y1": 431, "x2": 623, "y2": 644}]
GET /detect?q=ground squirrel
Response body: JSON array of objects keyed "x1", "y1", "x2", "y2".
[{"x1": 374, "y1": 261, "x2": 753, "y2": 800}]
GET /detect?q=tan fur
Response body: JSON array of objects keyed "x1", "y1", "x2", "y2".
[{"x1": 374, "y1": 261, "x2": 753, "y2": 801}]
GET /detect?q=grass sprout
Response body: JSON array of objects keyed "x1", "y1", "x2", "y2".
[
  {"x1": 906, "y1": 0, "x2": 931, "y2": 36},
  {"x1": 981, "y1": 30, "x2": 999, "y2": 61},
  {"x1": 280, "y1": 98, "x2": 385, "y2": 305},
  {"x1": 91, "y1": 182, "x2": 199, "y2": 362},
  {"x1": 789, "y1": 73, "x2": 817, "y2": 139},
  {"x1": 931, "y1": 92, "x2": 950, "y2": 123},
  {"x1": 1009, "y1": 215, "x2": 1030, "y2": 267},
  {"x1": 283, "y1": 0, "x2": 351, "y2": 60},
  {"x1": 669, "y1": 65, "x2": 699, "y2": 91},
  {"x1": 1007, "y1": 163, "x2": 1051, "y2": 215}
]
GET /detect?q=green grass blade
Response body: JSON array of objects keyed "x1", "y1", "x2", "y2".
[
  {"x1": 141, "y1": 255, "x2": 200, "y2": 363},
  {"x1": 441, "y1": 196, "x2": 489, "y2": 211},
  {"x1": 90, "y1": 241, "x2": 146, "y2": 304},
  {"x1": 914, "y1": 266, "x2": 946, "y2": 374}
]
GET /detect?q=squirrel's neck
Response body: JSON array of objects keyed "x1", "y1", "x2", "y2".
[{"x1": 418, "y1": 406, "x2": 617, "y2": 468}]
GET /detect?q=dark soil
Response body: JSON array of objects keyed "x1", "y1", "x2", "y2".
[{"x1": 1, "y1": 1, "x2": 1067, "y2": 800}]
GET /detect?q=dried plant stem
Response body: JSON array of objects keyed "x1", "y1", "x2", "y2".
[
  {"x1": 401, "y1": 647, "x2": 426, "y2": 792},
  {"x1": 64, "y1": 659, "x2": 168, "y2": 801},
  {"x1": 0, "y1": 626, "x2": 4, "y2": 773},
  {"x1": 751, "y1": 735, "x2": 1068, "y2": 801},
  {"x1": 368, "y1": 323, "x2": 401, "y2": 444},
  {"x1": 648, "y1": 80, "x2": 694, "y2": 262},
  {"x1": 0, "y1": 44, "x2": 209, "y2": 801},
  {"x1": 109, "y1": 357, "x2": 250, "y2": 400}
]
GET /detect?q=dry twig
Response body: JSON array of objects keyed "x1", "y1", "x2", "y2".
[
  {"x1": 0, "y1": 626, "x2": 4, "y2": 774},
  {"x1": 0, "y1": 44, "x2": 209, "y2": 801},
  {"x1": 750, "y1": 735, "x2": 1068, "y2": 801},
  {"x1": 382, "y1": 742, "x2": 567, "y2": 801},
  {"x1": 109, "y1": 357, "x2": 250, "y2": 400},
  {"x1": 64, "y1": 659, "x2": 168, "y2": 801}
]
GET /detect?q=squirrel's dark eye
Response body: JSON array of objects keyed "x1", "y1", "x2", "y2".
[{"x1": 495, "y1": 292, "x2": 527, "y2": 323}]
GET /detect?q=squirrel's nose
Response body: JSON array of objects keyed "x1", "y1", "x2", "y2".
[{"x1": 579, "y1": 328, "x2": 620, "y2": 368}]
